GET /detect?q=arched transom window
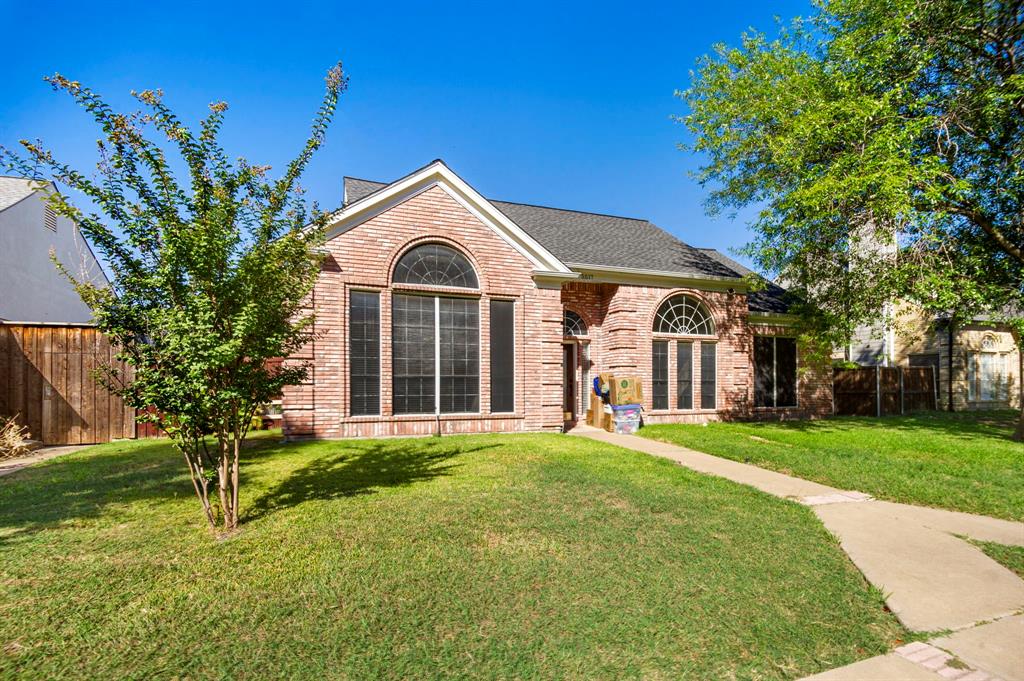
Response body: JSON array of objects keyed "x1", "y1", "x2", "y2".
[
  {"x1": 653, "y1": 295, "x2": 715, "y2": 336},
  {"x1": 563, "y1": 310, "x2": 588, "y2": 337},
  {"x1": 393, "y1": 243, "x2": 479, "y2": 288}
]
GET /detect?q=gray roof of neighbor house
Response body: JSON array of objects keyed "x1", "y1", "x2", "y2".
[
  {"x1": 697, "y1": 249, "x2": 792, "y2": 314},
  {"x1": 342, "y1": 174, "x2": 792, "y2": 313},
  {"x1": 0, "y1": 176, "x2": 40, "y2": 212}
]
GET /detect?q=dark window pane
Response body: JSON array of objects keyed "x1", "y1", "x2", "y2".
[
  {"x1": 676, "y1": 341, "x2": 693, "y2": 410},
  {"x1": 754, "y1": 336, "x2": 775, "y2": 408},
  {"x1": 563, "y1": 310, "x2": 587, "y2": 337},
  {"x1": 652, "y1": 341, "x2": 669, "y2": 409},
  {"x1": 700, "y1": 342, "x2": 717, "y2": 410},
  {"x1": 775, "y1": 337, "x2": 798, "y2": 407},
  {"x1": 439, "y1": 297, "x2": 479, "y2": 413},
  {"x1": 392, "y1": 294, "x2": 436, "y2": 414},
  {"x1": 349, "y1": 291, "x2": 380, "y2": 416},
  {"x1": 490, "y1": 300, "x2": 515, "y2": 413},
  {"x1": 393, "y1": 243, "x2": 479, "y2": 288}
]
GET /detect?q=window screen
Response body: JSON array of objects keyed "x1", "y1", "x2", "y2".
[
  {"x1": 349, "y1": 291, "x2": 380, "y2": 416},
  {"x1": 775, "y1": 338, "x2": 797, "y2": 407},
  {"x1": 676, "y1": 341, "x2": 693, "y2": 410},
  {"x1": 754, "y1": 336, "x2": 775, "y2": 408},
  {"x1": 700, "y1": 342, "x2": 716, "y2": 410},
  {"x1": 439, "y1": 297, "x2": 479, "y2": 413},
  {"x1": 392, "y1": 294, "x2": 436, "y2": 414},
  {"x1": 490, "y1": 300, "x2": 515, "y2": 413},
  {"x1": 652, "y1": 341, "x2": 669, "y2": 409},
  {"x1": 754, "y1": 336, "x2": 797, "y2": 408}
]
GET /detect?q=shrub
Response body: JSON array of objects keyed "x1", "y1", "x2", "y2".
[{"x1": 0, "y1": 416, "x2": 32, "y2": 460}]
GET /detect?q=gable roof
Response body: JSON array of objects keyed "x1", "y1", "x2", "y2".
[
  {"x1": 0, "y1": 176, "x2": 40, "y2": 212},
  {"x1": 339, "y1": 162, "x2": 795, "y2": 313},
  {"x1": 344, "y1": 176, "x2": 740, "y2": 281},
  {"x1": 697, "y1": 249, "x2": 793, "y2": 314}
]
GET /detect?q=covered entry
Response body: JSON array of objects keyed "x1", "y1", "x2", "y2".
[{"x1": 562, "y1": 310, "x2": 591, "y2": 429}]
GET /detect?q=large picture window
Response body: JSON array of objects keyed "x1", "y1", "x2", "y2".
[
  {"x1": 754, "y1": 336, "x2": 797, "y2": 408},
  {"x1": 349, "y1": 290, "x2": 380, "y2": 416},
  {"x1": 392, "y1": 294, "x2": 437, "y2": 415}
]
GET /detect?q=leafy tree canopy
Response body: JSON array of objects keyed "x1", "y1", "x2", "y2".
[
  {"x1": 1, "y1": 64, "x2": 347, "y2": 531},
  {"x1": 682, "y1": 0, "x2": 1022, "y2": 343}
]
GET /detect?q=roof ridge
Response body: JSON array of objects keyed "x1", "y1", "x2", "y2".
[{"x1": 342, "y1": 175, "x2": 653, "y2": 224}]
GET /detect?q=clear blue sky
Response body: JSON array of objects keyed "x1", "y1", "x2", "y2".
[{"x1": 0, "y1": 0, "x2": 808, "y2": 269}]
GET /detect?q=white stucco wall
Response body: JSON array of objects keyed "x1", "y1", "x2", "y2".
[{"x1": 0, "y1": 190, "x2": 108, "y2": 323}]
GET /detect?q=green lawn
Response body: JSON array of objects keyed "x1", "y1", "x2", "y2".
[
  {"x1": 0, "y1": 433, "x2": 904, "y2": 679},
  {"x1": 970, "y1": 540, "x2": 1024, "y2": 579},
  {"x1": 640, "y1": 411, "x2": 1023, "y2": 520}
]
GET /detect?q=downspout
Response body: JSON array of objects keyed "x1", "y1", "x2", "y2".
[{"x1": 947, "y1": 320, "x2": 955, "y2": 412}]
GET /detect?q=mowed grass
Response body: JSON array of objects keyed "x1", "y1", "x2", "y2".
[
  {"x1": 0, "y1": 433, "x2": 905, "y2": 679},
  {"x1": 970, "y1": 540, "x2": 1024, "y2": 579},
  {"x1": 641, "y1": 411, "x2": 1023, "y2": 520}
]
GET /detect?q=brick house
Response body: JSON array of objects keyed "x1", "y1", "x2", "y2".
[{"x1": 281, "y1": 160, "x2": 832, "y2": 439}]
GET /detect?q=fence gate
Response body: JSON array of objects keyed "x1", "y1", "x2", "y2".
[
  {"x1": 833, "y1": 366, "x2": 937, "y2": 416},
  {"x1": 0, "y1": 323, "x2": 136, "y2": 445}
]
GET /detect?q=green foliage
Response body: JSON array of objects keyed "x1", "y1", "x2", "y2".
[
  {"x1": 0, "y1": 64, "x2": 347, "y2": 530},
  {"x1": 680, "y1": 0, "x2": 1023, "y2": 354}
]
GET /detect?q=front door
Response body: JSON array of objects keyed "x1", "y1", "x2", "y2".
[{"x1": 563, "y1": 343, "x2": 576, "y2": 426}]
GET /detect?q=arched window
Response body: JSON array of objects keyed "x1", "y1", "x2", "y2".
[
  {"x1": 653, "y1": 295, "x2": 715, "y2": 336},
  {"x1": 393, "y1": 243, "x2": 478, "y2": 288},
  {"x1": 563, "y1": 310, "x2": 588, "y2": 337}
]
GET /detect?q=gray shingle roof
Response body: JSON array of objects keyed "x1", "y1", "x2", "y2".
[
  {"x1": 0, "y1": 176, "x2": 39, "y2": 212},
  {"x1": 697, "y1": 249, "x2": 793, "y2": 313},
  {"x1": 342, "y1": 174, "x2": 793, "y2": 313}
]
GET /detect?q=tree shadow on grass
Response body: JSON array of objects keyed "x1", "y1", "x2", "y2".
[
  {"x1": 0, "y1": 438, "x2": 190, "y2": 543},
  {"x1": 245, "y1": 439, "x2": 499, "y2": 522}
]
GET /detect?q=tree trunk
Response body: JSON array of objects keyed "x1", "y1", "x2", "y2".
[{"x1": 1015, "y1": 409, "x2": 1024, "y2": 442}]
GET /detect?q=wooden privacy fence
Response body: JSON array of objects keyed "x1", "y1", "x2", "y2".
[
  {"x1": 0, "y1": 323, "x2": 137, "y2": 444},
  {"x1": 833, "y1": 366, "x2": 937, "y2": 416}
]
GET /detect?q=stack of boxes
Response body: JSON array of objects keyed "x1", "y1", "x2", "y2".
[{"x1": 587, "y1": 373, "x2": 643, "y2": 434}]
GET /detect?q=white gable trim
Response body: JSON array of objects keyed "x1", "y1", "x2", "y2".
[{"x1": 324, "y1": 161, "x2": 571, "y2": 274}]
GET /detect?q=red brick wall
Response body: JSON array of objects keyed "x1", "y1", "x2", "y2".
[
  {"x1": 282, "y1": 186, "x2": 833, "y2": 439},
  {"x1": 282, "y1": 185, "x2": 563, "y2": 439}
]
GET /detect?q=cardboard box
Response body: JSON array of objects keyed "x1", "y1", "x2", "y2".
[{"x1": 609, "y1": 375, "x2": 643, "y2": 406}]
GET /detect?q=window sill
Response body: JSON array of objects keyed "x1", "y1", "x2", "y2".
[{"x1": 341, "y1": 413, "x2": 524, "y2": 423}]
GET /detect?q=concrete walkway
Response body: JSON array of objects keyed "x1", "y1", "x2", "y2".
[
  {"x1": 0, "y1": 444, "x2": 89, "y2": 477},
  {"x1": 571, "y1": 426, "x2": 1024, "y2": 680}
]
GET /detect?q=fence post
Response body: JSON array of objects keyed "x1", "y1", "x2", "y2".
[
  {"x1": 875, "y1": 365, "x2": 882, "y2": 417},
  {"x1": 899, "y1": 367, "x2": 905, "y2": 415}
]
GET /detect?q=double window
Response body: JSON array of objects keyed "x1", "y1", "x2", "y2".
[
  {"x1": 754, "y1": 336, "x2": 797, "y2": 408},
  {"x1": 349, "y1": 243, "x2": 513, "y2": 416},
  {"x1": 651, "y1": 295, "x2": 717, "y2": 410}
]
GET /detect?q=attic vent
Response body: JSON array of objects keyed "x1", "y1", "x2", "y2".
[{"x1": 44, "y1": 207, "x2": 57, "y2": 232}]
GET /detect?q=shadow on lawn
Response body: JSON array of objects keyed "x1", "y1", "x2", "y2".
[
  {"x1": 0, "y1": 438, "x2": 190, "y2": 542},
  {"x1": 245, "y1": 439, "x2": 494, "y2": 522}
]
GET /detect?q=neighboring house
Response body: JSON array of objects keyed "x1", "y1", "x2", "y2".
[
  {"x1": 845, "y1": 304, "x2": 1021, "y2": 411},
  {"x1": 281, "y1": 160, "x2": 832, "y2": 439},
  {"x1": 0, "y1": 176, "x2": 108, "y2": 323}
]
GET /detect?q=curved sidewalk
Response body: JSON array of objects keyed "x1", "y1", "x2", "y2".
[{"x1": 571, "y1": 426, "x2": 1024, "y2": 680}]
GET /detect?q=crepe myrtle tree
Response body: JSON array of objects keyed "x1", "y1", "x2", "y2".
[
  {"x1": 681, "y1": 0, "x2": 1023, "y2": 438},
  {"x1": 1, "y1": 63, "x2": 347, "y2": 530}
]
